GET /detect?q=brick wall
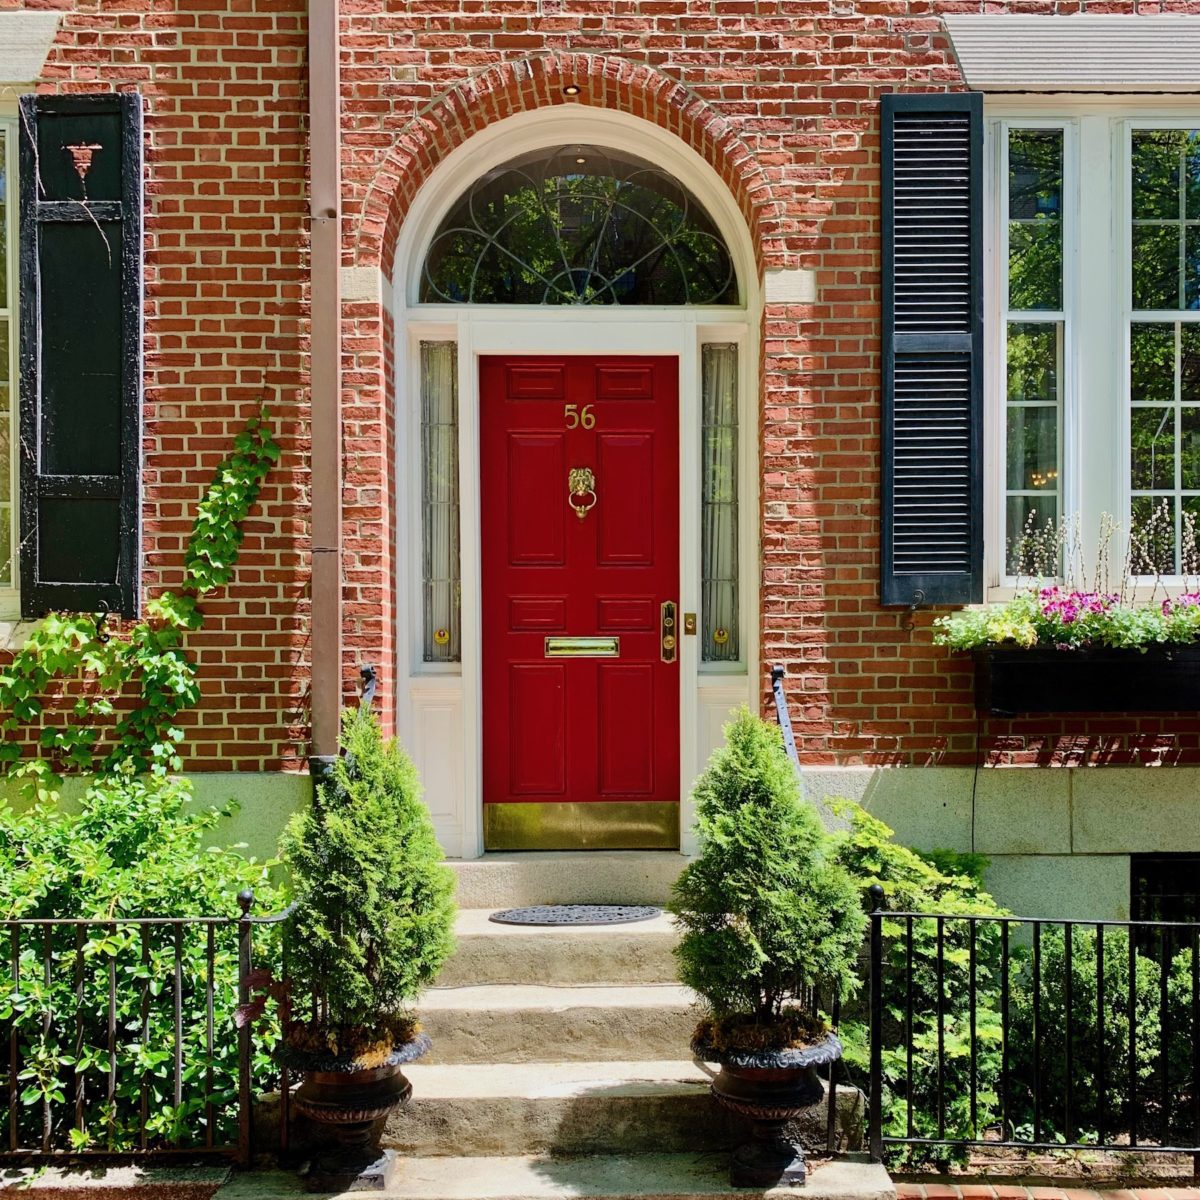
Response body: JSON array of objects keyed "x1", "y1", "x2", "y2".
[
  {"x1": 19, "y1": 0, "x2": 311, "y2": 771},
  {"x1": 19, "y1": 0, "x2": 1200, "y2": 777},
  {"x1": 336, "y1": 0, "x2": 1200, "y2": 773}
]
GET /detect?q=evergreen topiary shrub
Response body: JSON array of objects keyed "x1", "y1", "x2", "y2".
[
  {"x1": 280, "y1": 705, "x2": 456, "y2": 1063},
  {"x1": 668, "y1": 708, "x2": 865, "y2": 1053}
]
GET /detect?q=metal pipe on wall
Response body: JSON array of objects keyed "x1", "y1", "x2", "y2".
[{"x1": 307, "y1": 0, "x2": 342, "y2": 771}]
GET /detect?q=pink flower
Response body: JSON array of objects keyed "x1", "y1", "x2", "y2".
[
  {"x1": 1038, "y1": 587, "x2": 1117, "y2": 625},
  {"x1": 1164, "y1": 592, "x2": 1200, "y2": 614}
]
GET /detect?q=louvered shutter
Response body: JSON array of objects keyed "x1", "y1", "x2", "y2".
[
  {"x1": 18, "y1": 93, "x2": 143, "y2": 618},
  {"x1": 880, "y1": 93, "x2": 983, "y2": 608}
]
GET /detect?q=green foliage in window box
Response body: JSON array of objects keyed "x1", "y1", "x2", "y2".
[
  {"x1": 668, "y1": 709, "x2": 865, "y2": 1051},
  {"x1": 280, "y1": 705, "x2": 456, "y2": 1066}
]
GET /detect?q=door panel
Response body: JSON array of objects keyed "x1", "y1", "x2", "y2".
[{"x1": 481, "y1": 355, "x2": 680, "y2": 850}]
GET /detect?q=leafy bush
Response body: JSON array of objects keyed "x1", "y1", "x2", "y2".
[
  {"x1": 668, "y1": 709, "x2": 864, "y2": 1046},
  {"x1": 0, "y1": 768, "x2": 281, "y2": 1151},
  {"x1": 830, "y1": 802, "x2": 1008, "y2": 1165},
  {"x1": 281, "y1": 705, "x2": 456, "y2": 1060},
  {"x1": 0, "y1": 410, "x2": 283, "y2": 1152},
  {"x1": 1006, "y1": 925, "x2": 1164, "y2": 1143}
]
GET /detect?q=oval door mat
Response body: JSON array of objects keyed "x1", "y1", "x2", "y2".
[{"x1": 488, "y1": 904, "x2": 661, "y2": 926}]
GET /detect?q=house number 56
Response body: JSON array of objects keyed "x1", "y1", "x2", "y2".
[{"x1": 563, "y1": 404, "x2": 596, "y2": 430}]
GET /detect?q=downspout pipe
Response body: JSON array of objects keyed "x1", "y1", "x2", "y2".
[{"x1": 307, "y1": 0, "x2": 342, "y2": 780}]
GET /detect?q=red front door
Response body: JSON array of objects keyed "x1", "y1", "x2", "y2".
[{"x1": 481, "y1": 355, "x2": 680, "y2": 850}]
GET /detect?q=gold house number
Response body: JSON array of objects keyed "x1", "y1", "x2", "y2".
[{"x1": 563, "y1": 404, "x2": 596, "y2": 430}]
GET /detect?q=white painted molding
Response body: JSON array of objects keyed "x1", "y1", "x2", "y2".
[
  {"x1": 0, "y1": 12, "x2": 60, "y2": 85},
  {"x1": 763, "y1": 268, "x2": 816, "y2": 305},
  {"x1": 340, "y1": 265, "x2": 385, "y2": 307},
  {"x1": 945, "y1": 15, "x2": 1200, "y2": 92}
]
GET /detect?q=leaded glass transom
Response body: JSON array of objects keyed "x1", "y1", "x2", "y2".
[{"x1": 420, "y1": 145, "x2": 739, "y2": 306}]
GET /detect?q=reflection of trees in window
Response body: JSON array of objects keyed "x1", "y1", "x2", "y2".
[
  {"x1": 1008, "y1": 130, "x2": 1063, "y2": 312},
  {"x1": 421, "y1": 146, "x2": 738, "y2": 305},
  {"x1": 1131, "y1": 130, "x2": 1200, "y2": 311}
]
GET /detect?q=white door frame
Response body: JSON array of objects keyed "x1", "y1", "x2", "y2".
[{"x1": 390, "y1": 108, "x2": 761, "y2": 859}]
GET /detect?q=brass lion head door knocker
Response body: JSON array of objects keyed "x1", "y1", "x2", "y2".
[{"x1": 568, "y1": 466, "x2": 597, "y2": 520}]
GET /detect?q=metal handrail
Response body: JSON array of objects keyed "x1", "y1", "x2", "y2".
[{"x1": 770, "y1": 663, "x2": 801, "y2": 769}]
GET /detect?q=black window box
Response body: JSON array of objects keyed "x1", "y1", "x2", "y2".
[{"x1": 973, "y1": 645, "x2": 1200, "y2": 716}]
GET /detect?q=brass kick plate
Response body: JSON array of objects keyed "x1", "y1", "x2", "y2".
[{"x1": 544, "y1": 636, "x2": 620, "y2": 658}]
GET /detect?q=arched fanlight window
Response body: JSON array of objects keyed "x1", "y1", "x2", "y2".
[{"x1": 420, "y1": 145, "x2": 739, "y2": 306}]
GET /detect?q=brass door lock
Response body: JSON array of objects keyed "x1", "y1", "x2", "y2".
[{"x1": 661, "y1": 601, "x2": 678, "y2": 663}]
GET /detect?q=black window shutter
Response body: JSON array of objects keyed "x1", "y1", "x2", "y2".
[
  {"x1": 880, "y1": 92, "x2": 983, "y2": 608},
  {"x1": 18, "y1": 93, "x2": 143, "y2": 619}
]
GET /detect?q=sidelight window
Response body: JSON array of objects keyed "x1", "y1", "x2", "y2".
[
  {"x1": 420, "y1": 342, "x2": 460, "y2": 663},
  {"x1": 701, "y1": 344, "x2": 739, "y2": 662}
]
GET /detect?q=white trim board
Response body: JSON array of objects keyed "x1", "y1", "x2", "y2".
[{"x1": 390, "y1": 108, "x2": 762, "y2": 859}]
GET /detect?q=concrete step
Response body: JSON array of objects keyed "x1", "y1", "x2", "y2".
[
  {"x1": 385, "y1": 1062, "x2": 863, "y2": 1158},
  {"x1": 440, "y1": 909, "x2": 679, "y2": 987},
  {"x1": 419, "y1": 984, "x2": 697, "y2": 1063},
  {"x1": 447, "y1": 853, "x2": 688, "y2": 909},
  {"x1": 217, "y1": 1154, "x2": 893, "y2": 1200}
]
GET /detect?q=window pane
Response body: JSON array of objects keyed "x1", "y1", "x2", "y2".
[
  {"x1": 1131, "y1": 407, "x2": 1176, "y2": 489},
  {"x1": 1180, "y1": 407, "x2": 1200, "y2": 489},
  {"x1": 421, "y1": 342, "x2": 460, "y2": 663},
  {"x1": 1006, "y1": 406, "x2": 1057, "y2": 492},
  {"x1": 1007, "y1": 322, "x2": 1058, "y2": 403},
  {"x1": 1132, "y1": 130, "x2": 1185, "y2": 220},
  {"x1": 1004, "y1": 321, "x2": 1061, "y2": 575},
  {"x1": 1131, "y1": 495, "x2": 1176, "y2": 575},
  {"x1": 1132, "y1": 323, "x2": 1176, "y2": 404},
  {"x1": 701, "y1": 344, "x2": 738, "y2": 663},
  {"x1": 1008, "y1": 129, "x2": 1062, "y2": 312},
  {"x1": 1006, "y1": 495, "x2": 1059, "y2": 576},
  {"x1": 1132, "y1": 225, "x2": 1181, "y2": 310}
]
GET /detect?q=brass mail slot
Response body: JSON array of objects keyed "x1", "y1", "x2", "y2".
[{"x1": 544, "y1": 636, "x2": 620, "y2": 658}]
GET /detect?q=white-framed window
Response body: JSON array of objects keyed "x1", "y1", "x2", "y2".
[
  {"x1": 986, "y1": 101, "x2": 1200, "y2": 590},
  {"x1": 0, "y1": 115, "x2": 19, "y2": 610}
]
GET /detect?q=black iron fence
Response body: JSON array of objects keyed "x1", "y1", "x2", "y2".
[
  {"x1": 867, "y1": 886, "x2": 1200, "y2": 1167},
  {"x1": 0, "y1": 890, "x2": 289, "y2": 1163}
]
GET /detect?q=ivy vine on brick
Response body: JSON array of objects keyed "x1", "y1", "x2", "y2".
[{"x1": 0, "y1": 410, "x2": 281, "y2": 797}]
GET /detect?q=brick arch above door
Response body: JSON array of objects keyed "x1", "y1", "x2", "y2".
[{"x1": 346, "y1": 51, "x2": 790, "y2": 280}]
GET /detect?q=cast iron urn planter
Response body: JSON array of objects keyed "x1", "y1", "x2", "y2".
[
  {"x1": 291, "y1": 1033, "x2": 430, "y2": 1192},
  {"x1": 693, "y1": 1030, "x2": 842, "y2": 1189}
]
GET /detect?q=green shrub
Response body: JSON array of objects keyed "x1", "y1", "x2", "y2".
[
  {"x1": 668, "y1": 709, "x2": 865, "y2": 1044},
  {"x1": 1006, "y1": 924, "x2": 1164, "y2": 1143},
  {"x1": 829, "y1": 802, "x2": 1008, "y2": 1165},
  {"x1": 0, "y1": 768, "x2": 281, "y2": 1151},
  {"x1": 281, "y1": 705, "x2": 456, "y2": 1059}
]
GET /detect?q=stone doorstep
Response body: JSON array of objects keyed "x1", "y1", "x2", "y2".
[
  {"x1": 383, "y1": 1062, "x2": 863, "y2": 1158},
  {"x1": 212, "y1": 1153, "x2": 893, "y2": 1200},
  {"x1": 438, "y1": 910, "x2": 679, "y2": 988},
  {"x1": 446, "y1": 854, "x2": 689, "y2": 910},
  {"x1": 418, "y1": 984, "x2": 698, "y2": 1064}
]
